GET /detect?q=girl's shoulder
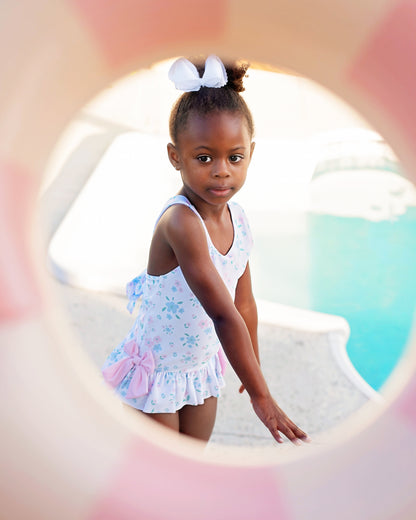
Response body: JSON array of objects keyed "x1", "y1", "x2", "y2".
[
  {"x1": 154, "y1": 195, "x2": 201, "y2": 229},
  {"x1": 154, "y1": 196, "x2": 208, "y2": 251}
]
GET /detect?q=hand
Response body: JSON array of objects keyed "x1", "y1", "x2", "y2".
[
  {"x1": 251, "y1": 395, "x2": 310, "y2": 445},
  {"x1": 239, "y1": 383, "x2": 245, "y2": 394}
]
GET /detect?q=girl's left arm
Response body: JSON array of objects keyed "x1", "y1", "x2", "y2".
[{"x1": 234, "y1": 262, "x2": 259, "y2": 392}]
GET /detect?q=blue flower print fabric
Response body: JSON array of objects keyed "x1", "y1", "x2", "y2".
[{"x1": 101, "y1": 195, "x2": 253, "y2": 413}]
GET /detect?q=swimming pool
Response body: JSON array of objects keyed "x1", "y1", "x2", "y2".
[{"x1": 250, "y1": 208, "x2": 416, "y2": 391}]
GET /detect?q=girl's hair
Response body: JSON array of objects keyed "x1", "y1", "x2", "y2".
[{"x1": 169, "y1": 59, "x2": 254, "y2": 144}]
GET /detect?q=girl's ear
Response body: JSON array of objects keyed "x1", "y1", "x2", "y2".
[
  {"x1": 167, "y1": 143, "x2": 181, "y2": 170},
  {"x1": 249, "y1": 141, "x2": 256, "y2": 161}
]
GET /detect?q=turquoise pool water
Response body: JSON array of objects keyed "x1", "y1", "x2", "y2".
[{"x1": 250, "y1": 208, "x2": 416, "y2": 391}]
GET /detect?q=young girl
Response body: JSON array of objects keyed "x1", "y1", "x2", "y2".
[{"x1": 102, "y1": 55, "x2": 309, "y2": 445}]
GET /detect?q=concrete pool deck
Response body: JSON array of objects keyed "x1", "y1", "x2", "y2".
[{"x1": 38, "y1": 62, "x2": 383, "y2": 448}]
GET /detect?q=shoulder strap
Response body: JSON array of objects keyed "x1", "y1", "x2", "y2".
[
  {"x1": 228, "y1": 200, "x2": 254, "y2": 251},
  {"x1": 153, "y1": 195, "x2": 207, "y2": 232}
]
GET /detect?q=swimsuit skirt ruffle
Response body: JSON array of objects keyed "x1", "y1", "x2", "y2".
[{"x1": 103, "y1": 339, "x2": 225, "y2": 413}]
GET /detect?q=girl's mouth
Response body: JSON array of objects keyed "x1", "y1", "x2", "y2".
[{"x1": 209, "y1": 187, "x2": 232, "y2": 196}]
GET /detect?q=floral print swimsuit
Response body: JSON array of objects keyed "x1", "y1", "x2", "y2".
[{"x1": 102, "y1": 195, "x2": 253, "y2": 413}]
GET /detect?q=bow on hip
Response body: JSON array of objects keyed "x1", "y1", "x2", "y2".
[{"x1": 102, "y1": 339, "x2": 155, "y2": 399}]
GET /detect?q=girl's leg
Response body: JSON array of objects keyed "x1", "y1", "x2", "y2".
[
  {"x1": 178, "y1": 396, "x2": 218, "y2": 442},
  {"x1": 144, "y1": 411, "x2": 180, "y2": 433}
]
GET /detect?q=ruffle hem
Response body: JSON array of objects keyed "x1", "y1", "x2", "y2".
[{"x1": 111, "y1": 350, "x2": 225, "y2": 413}]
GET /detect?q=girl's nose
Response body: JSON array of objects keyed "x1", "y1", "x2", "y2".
[{"x1": 212, "y1": 159, "x2": 230, "y2": 177}]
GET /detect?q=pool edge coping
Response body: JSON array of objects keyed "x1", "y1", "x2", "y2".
[{"x1": 257, "y1": 298, "x2": 384, "y2": 403}]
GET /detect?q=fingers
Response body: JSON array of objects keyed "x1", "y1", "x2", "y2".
[
  {"x1": 279, "y1": 421, "x2": 311, "y2": 445},
  {"x1": 270, "y1": 430, "x2": 284, "y2": 444},
  {"x1": 284, "y1": 428, "x2": 304, "y2": 446},
  {"x1": 251, "y1": 396, "x2": 311, "y2": 445},
  {"x1": 268, "y1": 421, "x2": 300, "y2": 445},
  {"x1": 267, "y1": 411, "x2": 310, "y2": 445}
]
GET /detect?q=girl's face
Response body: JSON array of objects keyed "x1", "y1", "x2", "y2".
[{"x1": 167, "y1": 111, "x2": 255, "y2": 208}]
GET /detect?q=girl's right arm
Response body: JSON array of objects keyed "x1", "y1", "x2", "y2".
[{"x1": 159, "y1": 205, "x2": 309, "y2": 445}]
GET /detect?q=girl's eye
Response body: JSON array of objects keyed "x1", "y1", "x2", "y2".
[
  {"x1": 197, "y1": 155, "x2": 212, "y2": 163},
  {"x1": 230, "y1": 155, "x2": 243, "y2": 163}
]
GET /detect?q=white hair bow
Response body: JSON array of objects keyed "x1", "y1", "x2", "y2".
[{"x1": 168, "y1": 55, "x2": 228, "y2": 92}]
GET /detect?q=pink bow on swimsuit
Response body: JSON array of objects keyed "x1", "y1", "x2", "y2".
[{"x1": 102, "y1": 339, "x2": 155, "y2": 399}]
